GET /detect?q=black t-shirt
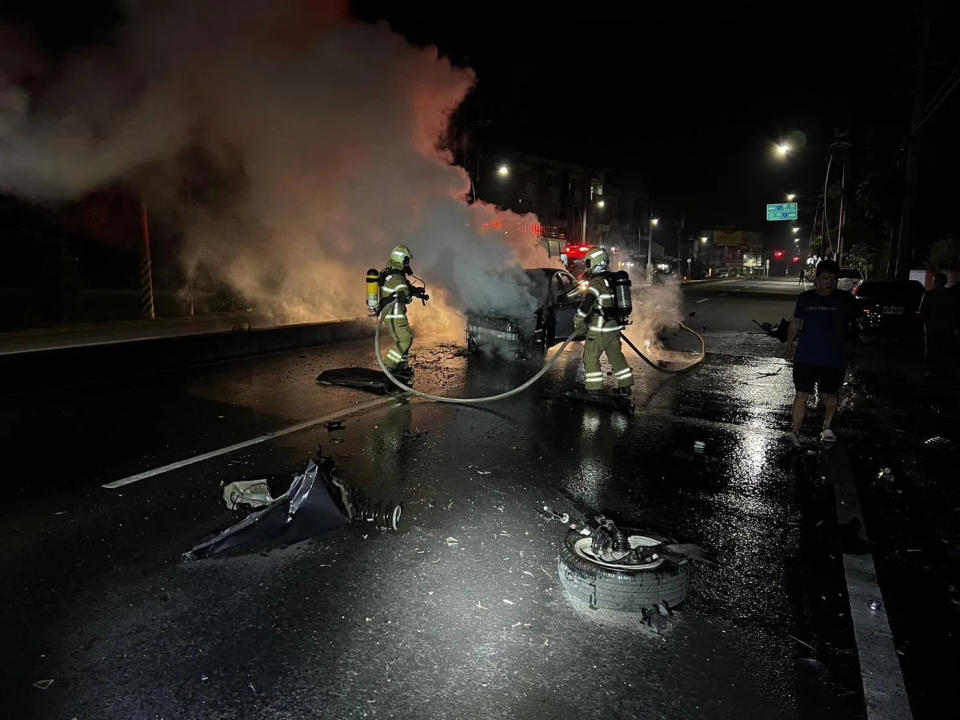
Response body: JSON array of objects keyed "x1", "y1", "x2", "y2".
[{"x1": 794, "y1": 290, "x2": 858, "y2": 367}]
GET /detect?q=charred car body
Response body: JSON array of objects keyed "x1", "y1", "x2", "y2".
[{"x1": 466, "y1": 268, "x2": 584, "y2": 356}]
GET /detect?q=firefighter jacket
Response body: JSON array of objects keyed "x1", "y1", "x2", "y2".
[
  {"x1": 380, "y1": 267, "x2": 412, "y2": 318},
  {"x1": 574, "y1": 273, "x2": 623, "y2": 335}
]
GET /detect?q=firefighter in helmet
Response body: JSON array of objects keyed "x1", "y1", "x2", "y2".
[
  {"x1": 379, "y1": 245, "x2": 427, "y2": 380},
  {"x1": 574, "y1": 247, "x2": 633, "y2": 396}
]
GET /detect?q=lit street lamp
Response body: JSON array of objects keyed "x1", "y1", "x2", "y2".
[
  {"x1": 791, "y1": 227, "x2": 799, "y2": 234},
  {"x1": 647, "y1": 218, "x2": 659, "y2": 282},
  {"x1": 497, "y1": 164, "x2": 510, "y2": 178},
  {"x1": 776, "y1": 142, "x2": 791, "y2": 156},
  {"x1": 786, "y1": 193, "x2": 796, "y2": 201},
  {"x1": 596, "y1": 199, "x2": 605, "y2": 209}
]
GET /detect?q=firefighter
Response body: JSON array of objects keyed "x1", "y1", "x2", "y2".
[
  {"x1": 379, "y1": 245, "x2": 427, "y2": 380},
  {"x1": 574, "y1": 247, "x2": 633, "y2": 397}
]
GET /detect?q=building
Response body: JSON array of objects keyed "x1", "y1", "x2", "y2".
[
  {"x1": 470, "y1": 150, "x2": 651, "y2": 259},
  {"x1": 688, "y1": 229, "x2": 764, "y2": 277}
]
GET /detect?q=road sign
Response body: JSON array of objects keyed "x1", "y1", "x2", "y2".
[{"x1": 766, "y1": 202, "x2": 798, "y2": 221}]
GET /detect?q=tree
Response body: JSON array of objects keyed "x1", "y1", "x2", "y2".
[{"x1": 926, "y1": 234, "x2": 960, "y2": 272}]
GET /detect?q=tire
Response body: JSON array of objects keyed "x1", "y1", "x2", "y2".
[{"x1": 557, "y1": 529, "x2": 690, "y2": 612}]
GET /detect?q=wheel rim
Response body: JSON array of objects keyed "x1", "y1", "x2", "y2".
[{"x1": 572, "y1": 534, "x2": 667, "y2": 571}]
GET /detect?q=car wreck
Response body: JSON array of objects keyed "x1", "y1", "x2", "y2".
[{"x1": 465, "y1": 267, "x2": 584, "y2": 357}]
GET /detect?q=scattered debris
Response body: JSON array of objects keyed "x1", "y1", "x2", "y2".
[
  {"x1": 32, "y1": 679, "x2": 54, "y2": 690},
  {"x1": 876, "y1": 467, "x2": 895, "y2": 482},
  {"x1": 752, "y1": 317, "x2": 789, "y2": 342},
  {"x1": 445, "y1": 537, "x2": 459, "y2": 546},
  {"x1": 185, "y1": 448, "x2": 400, "y2": 560},
  {"x1": 476, "y1": 470, "x2": 492, "y2": 476},
  {"x1": 924, "y1": 436, "x2": 953, "y2": 450},
  {"x1": 325, "y1": 420, "x2": 345, "y2": 432},
  {"x1": 693, "y1": 440, "x2": 705, "y2": 454},
  {"x1": 641, "y1": 603, "x2": 674, "y2": 633},
  {"x1": 222, "y1": 480, "x2": 274, "y2": 510},
  {"x1": 788, "y1": 634, "x2": 817, "y2": 653},
  {"x1": 502, "y1": 598, "x2": 515, "y2": 605}
]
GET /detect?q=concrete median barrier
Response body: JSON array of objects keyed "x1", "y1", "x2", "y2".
[{"x1": 0, "y1": 318, "x2": 375, "y2": 391}]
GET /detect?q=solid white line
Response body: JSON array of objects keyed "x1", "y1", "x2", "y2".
[
  {"x1": 102, "y1": 393, "x2": 407, "y2": 489},
  {"x1": 824, "y1": 446, "x2": 913, "y2": 720},
  {"x1": 843, "y1": 554, "x2": 913, "y2": 720},
  {"x1": 696, "y1": 297, "x2": 712, "y2": 303}
]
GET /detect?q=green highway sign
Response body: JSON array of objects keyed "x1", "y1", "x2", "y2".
[{"x1": 766, "y1": 202, "x2": 798, "y2": 221}]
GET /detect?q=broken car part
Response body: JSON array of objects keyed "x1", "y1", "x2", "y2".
[{"x1": 184, "y1": 447, "x2": 401, "y2": 560}]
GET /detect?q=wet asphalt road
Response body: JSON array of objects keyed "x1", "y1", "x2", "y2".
[{"x1": 2, "y1": 277, "x2": 876, "y2": 719}]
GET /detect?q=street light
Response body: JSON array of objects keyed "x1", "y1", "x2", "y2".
[
  {"x1": 596, "y1": 199, "x2": 605, "y2": 209},
  {"x1": 497, "y1": 164, "x2": 510, "y2": 178},
  {"x1": 776, "y1": 142, "x2": 791, "y2": 156},
  {"x1": 700, "y1": 235, "x2": 708, "y2": 244},
  {"x1": 647, "y1": 218, "x2": 659, "y2": 282},
  {"x1": 786, "y1": 193, "x2": 796, "y2": 201},
  {"x1": 791, "y1": 227, "x2": 799, "y2": 234}
]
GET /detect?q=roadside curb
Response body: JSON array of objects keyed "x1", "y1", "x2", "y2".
[{"x1": 822, "y1": 443, "x2": 914, "y2": 720}]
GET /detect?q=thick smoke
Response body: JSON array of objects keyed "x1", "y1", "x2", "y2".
[{"x1": 0, "y1": 0, "x2": 555, "y2": 336}]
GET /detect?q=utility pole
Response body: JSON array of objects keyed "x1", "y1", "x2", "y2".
[
  {"x1": 140, "y1": 202, "x2": 155, "y2": 320},
  {"x1": 894, "y1": 7, "x2": 932, "y2": 278},
  {"x1": 647, "y1": 217, "x2": 657, "y2": 282},
  {"x1": 836, "y1": 140, "x2": 850, "y2": 264}
]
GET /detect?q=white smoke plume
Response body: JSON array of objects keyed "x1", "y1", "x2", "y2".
[{"x1": 0, "y1": 0, "x2": 557, "y2": 337}]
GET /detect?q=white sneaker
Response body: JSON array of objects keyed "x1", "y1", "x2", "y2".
[{"x1": 820, "y1": 429, "x2": 837, "y2": 443}]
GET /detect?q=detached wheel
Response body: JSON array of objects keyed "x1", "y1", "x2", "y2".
[{"x1": 558, "y1": 529, "x2": 690, "y2": 612}]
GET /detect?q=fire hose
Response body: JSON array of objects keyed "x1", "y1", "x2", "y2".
[
  {"x1": 375, "y1": 313, "x2": 578, "y2": 404},
  {"x1": 375, "y1": 315, "x2": 706, "y2": 402},
  {"x1": 620, "y1": 323, "x2": 706, "y2": 375}
]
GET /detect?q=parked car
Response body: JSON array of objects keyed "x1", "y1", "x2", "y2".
[
  {"x1": 466, "y1": 268, "x2": 584, "y2": 356},
  {"x1": 852, "y1": 280, "x2": 925, "y2": 339},
  {"x1": 836, "y1": 267, "x2": 864, "y2": 292}
]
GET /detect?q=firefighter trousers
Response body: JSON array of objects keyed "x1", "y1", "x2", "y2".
[
  {"x1": 381, "y1": 306, "x2": 413, "y2": 370},
  {"x1": 583, "y1": 320, "x2": 632, "y2": 390}
]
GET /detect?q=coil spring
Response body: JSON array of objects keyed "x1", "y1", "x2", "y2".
[
  {"x1": 613, "y1": 526, "x2": 629, "y2": 553},
  {"x1": 352, "y1": 489, "x2": 402, "y2": 531}
]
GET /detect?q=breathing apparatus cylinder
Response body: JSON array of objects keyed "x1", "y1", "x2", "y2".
[
  {"x1": 609, "y1": 270, "x2": 633, "y2": 324},
  {"x1": 366, "y1": 268, "x2": 380, "y2": 315}
]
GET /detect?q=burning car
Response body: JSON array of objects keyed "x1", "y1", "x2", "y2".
[{"x1": 466, "y1": 268, "x2": 584, "y2": 356}]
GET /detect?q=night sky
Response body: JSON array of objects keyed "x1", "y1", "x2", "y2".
[
  {"x1": 354, "y1": 0, "x2": 956, "y2": 243},
  {"x1": 3, "y1": 0, "x2": 957, "y2": 246}
]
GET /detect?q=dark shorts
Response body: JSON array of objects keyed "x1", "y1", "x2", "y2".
[{"x1": 793, "y1": 363, "x2": 845, "y2": 394}]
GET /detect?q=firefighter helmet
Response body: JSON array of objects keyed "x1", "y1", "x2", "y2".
[
  {"x1": 584, "y1": 247, "x2": 609, "y2": 274},
  {"x1": 389, "y1": 244, "x2": 413, "y2": 270}
]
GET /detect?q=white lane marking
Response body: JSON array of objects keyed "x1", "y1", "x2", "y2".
[
  {"x1": 824, "y1": 446, "x2": 913, "y2": 720},
  {"x1": 843, "y1": 554, "x2": 913, "y2": 720},
  {"x1": 695, "y1": 291, "x2": 729, "y2": 304},
  {"x1": 103, "y1": 393, "x2": 407, "y2": 489}
]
